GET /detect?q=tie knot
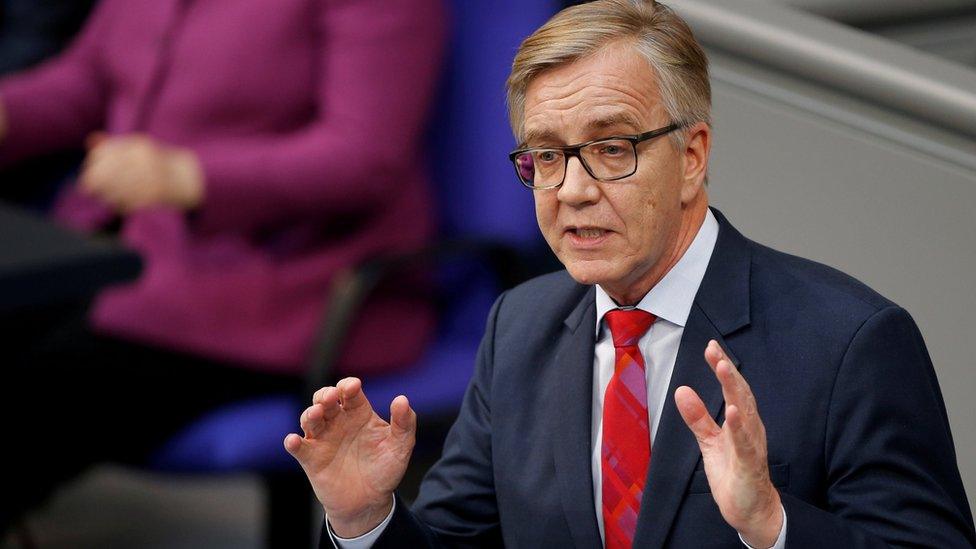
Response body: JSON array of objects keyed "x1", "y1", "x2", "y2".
[{"x1": 604, "y1": 308, "x2": 656, "y2": 348}]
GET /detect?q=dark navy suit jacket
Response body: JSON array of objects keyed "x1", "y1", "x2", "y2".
[{"x1": 357, "y1": 209, "x2": 976, "y2": 548}]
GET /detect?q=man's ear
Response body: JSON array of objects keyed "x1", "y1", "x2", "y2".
[{"x1": 680, "y1": 122, "x2": 711, "y2": 204}]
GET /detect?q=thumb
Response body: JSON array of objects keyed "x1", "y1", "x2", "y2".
[
  {"x1": 283, "y1": 432, "x2": 312, "y2": 464},
  {"x1": 389, "y1": 395, "x2": 417, "y2": 444}
]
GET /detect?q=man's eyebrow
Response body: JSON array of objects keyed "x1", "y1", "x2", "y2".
[
  {"x1": 520, "y1": 113, "x2": 644, "y2": 148},
  {"x1": 519, "y1": 128, "x2": 560, "y2": 148},
  {"x1": 588, "y1": 112, "x2": 642, "y2": 132}
]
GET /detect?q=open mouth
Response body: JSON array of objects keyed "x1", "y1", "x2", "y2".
[
  {"x1": 565, "y1": 226, "x2": 612, "y2": 245},
  {"x1": 573, "y1": 228, "x2": 606, "y2": 239}
]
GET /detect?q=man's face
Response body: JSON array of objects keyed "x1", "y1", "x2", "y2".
[{"x1": 522, "y1": 41, "x2": 707, "y2": 303}]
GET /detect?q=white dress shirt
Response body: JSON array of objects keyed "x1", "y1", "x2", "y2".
[{"x1": 331, "y1": 209, "x2": 785, "y2": 548}]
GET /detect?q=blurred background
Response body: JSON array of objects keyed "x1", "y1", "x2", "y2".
[{"x1": 0, "y1": 0, "x2": 973, "y2": 547}]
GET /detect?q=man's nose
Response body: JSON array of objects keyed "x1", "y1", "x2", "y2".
[{"x1": 557, "y1": 156, "x2": 600, "y2": 206}]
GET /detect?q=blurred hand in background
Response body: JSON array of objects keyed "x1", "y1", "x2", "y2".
[{"x1": 79, "y1": 133, "x2": 203, "y2": 213}]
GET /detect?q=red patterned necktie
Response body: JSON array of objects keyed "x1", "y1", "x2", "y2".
[{"x1": 602, "y1": 308, "x2": 656, "y2": 549}]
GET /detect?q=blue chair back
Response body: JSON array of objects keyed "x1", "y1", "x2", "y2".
[
  {"x1": 429, "y1": 0, "x2": 558, "y2": 248},
  {"x1": 363, "y1": 0, "x2": 561, "y2": 421}
]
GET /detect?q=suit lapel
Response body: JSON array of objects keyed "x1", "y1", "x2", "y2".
[
  {"x1": 632, "y1": 208, "x2": 752, "y2": 547},
  {"x1": 632, "y1": 303, "x2": 737, "y2": 547},
  {"x1": 550, "y1": 286, "x2": 603, "y2": 549}
]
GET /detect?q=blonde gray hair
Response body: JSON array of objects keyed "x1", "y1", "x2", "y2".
[{"x1": 506, "y1": 0, "x2": 711, "y2": 147}]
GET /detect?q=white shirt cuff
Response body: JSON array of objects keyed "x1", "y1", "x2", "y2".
[
  {"x1": 738, "y1": 503, "x2": 787, "y2": 549},
  {"x1": 327, "y1": 498, "x2": 396, "y2": 549}
]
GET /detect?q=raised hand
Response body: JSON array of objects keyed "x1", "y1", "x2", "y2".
[
  {"x1": 674, "y1": 340, "x2": 783, "y2": 548},
  {"x1": 284, "y1": 377, "x2": 417, "y2": 538}
]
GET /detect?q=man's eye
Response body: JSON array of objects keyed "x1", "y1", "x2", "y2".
[
  {"x1": 537, "y1": 151, "x2": 559, "y2": 162},
  {"x1": 599, "y1": 144, "x2": 624, "y2": 155}
]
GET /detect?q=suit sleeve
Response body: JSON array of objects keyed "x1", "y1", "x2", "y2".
[
  {"x1": 0, "y1": 0, "x2": 112, "y2": 167},
  {"x1": 191, "y1": 0, "x2": 446, "y2": 235},
  {"x1": 783, "y1": 306, "x2": 976, "y2": 548},
  {"x1": 357, "y1": 291, "x2": 508, "y2": 549}
]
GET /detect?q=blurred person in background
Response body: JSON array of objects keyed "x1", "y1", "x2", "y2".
[
  {"x1": 0, "y1": 0, "x2": 96, "y2": 207},
  {"x1": 0, "y1": 0, "x2": 445, "y2": 534}
]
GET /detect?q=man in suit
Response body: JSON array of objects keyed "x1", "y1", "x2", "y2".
[{"x1": 285, "y1": 0, "x2": 976, "y2": 546}]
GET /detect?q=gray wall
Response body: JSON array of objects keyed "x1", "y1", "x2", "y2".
[
  {"x1": 703, "y1": 49, "x2": 976, "y2": 510},
  {"x1": 669, "y1": 0, "x2": 976, "y2": 513},
  {"x1": 763, "y1": 0, "x2": 976, "y2": 25}
]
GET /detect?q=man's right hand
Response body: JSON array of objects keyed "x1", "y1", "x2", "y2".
[{"x1": 284, "y1": 377, "x2": 417, "y2": 538}]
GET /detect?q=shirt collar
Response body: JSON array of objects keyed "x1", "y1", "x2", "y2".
[{"x1": 595, "y1": 208, "x2": 719, "y2": 336}]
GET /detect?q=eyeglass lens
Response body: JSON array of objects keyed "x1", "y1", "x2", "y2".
[{"x1": 515, "y1": 138, "x2": 636, "y2": 187}]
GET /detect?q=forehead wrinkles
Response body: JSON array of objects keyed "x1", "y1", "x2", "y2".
[{"x1": 523, "y1": 60, "x2": 661, "y2": 142}]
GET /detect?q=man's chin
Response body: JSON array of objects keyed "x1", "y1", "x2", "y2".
[{"x1": 562, "y1": 261, "x2": 619, "y2": 288}]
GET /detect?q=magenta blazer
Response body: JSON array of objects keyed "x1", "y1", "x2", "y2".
[{"x1": 0, "y1": 0, "x2": 446, "y2": 375}]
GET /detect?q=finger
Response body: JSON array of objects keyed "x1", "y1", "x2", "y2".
[
  {"x1": 78, "y1": 148, "x2": 110, "y2": 192},
  {"x1": 312, "y1": 386, "x2": 336, "y2": 405},
  {"x1": 706, "y1": 340, "x2": 748, "y2": 398},
  {"x1": 703, "y1": 339, "x2": 724, "y2": 372},
  {"x1": 705, "y1": 340, "x2": 748, "y2": 411},
  {"x1": 336, "y1": 377, "x2": 369, "y2": 412},
  {"x1": 82, "y1": 136, "x2": 119, "y2": 170},
  {"x1": 283, "y1": 432, "x2": 312, "y2": 463},
  {"x1": 675, "y1": 386, "x2": 720, "y2": 444},
  {"x1": 724, "y1": 404, "x2": 758, "y2": 459},
  {"x1": 705, "y1": 340, "x2": 750, "y2": 410},
  {"x1": 78, "y1": 165, "x2": 97, "y2": 195},
  {"x1": 83, "y1": 169, "x2": 128, "y2": 210},
  {"x1": 300, "y1": 404, "x2": 328, "y2": 439},
  {"x1": 714, "y1": 358, "x2": 743, "y2": 412},
  {"x1": 715, "y1": 356, "x2": 757, "y2": 417},
  {"x1": 79, "y1": 151, "x2": 120, "y2": 196},
  {"x1": 389, "y1": 395, "x2": 417, "y2": 442},
  {"x1": 79, "y1": 165, "x2": 122, "y2": 207},
  {"x1": 317, "y1": 387, "x2": 342, "y2": 422}
]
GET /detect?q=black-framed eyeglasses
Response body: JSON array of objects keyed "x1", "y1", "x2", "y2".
[{"x1": 508, "y1": 122, "x2": 685, "y2": 189}]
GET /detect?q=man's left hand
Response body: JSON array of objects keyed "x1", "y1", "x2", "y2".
[
  {"x1": 674, "y1": 340, "x2": 783, "y2": 548},
  {"x1": 79, "y1": 133, "x2": 204, "y2": 213}
]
